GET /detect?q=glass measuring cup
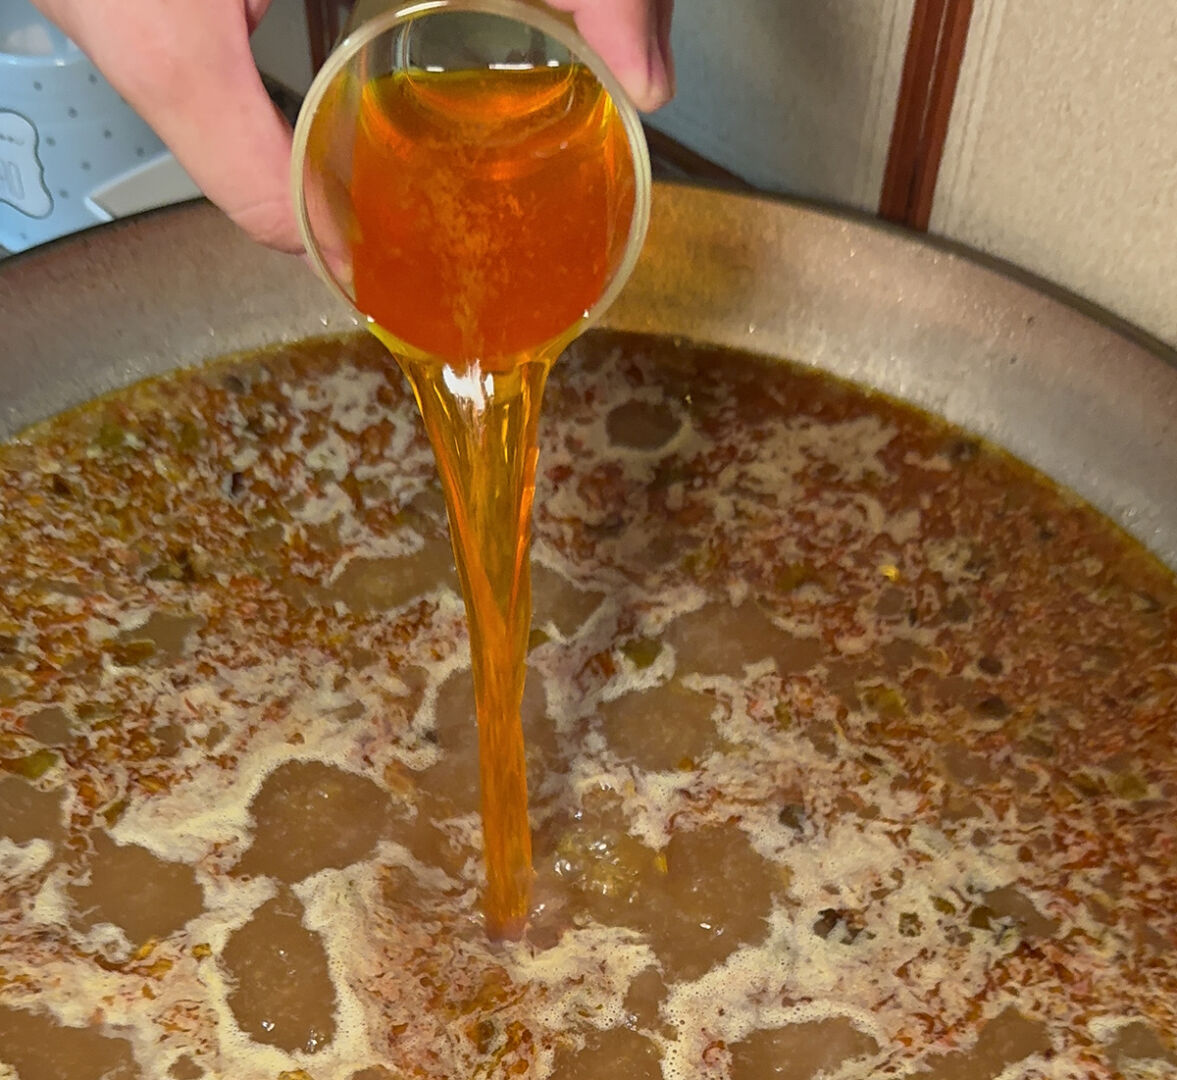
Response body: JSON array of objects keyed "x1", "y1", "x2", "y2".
[
  {"x1": 289, "y1": 1, "x2": 653, "y2": 938},
  {"x1": 290, "y1": 0, "x2": 652, "y2": 368}
]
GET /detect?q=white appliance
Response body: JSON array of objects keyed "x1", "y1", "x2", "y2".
[{"x1": 0, "y1": 0, "x2": 200, "y2": 253}]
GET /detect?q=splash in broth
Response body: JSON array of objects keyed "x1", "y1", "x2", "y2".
[{"x1": 345, "y1": 64, "x2": 636, "y2": 935}]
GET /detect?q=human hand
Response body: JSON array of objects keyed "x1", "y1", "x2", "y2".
[
  {"x1": 32, "y1": 0, "x2": 298, "y2": 250},
  {"x1": 31, "y1": 0, "x2": 674, "y2": 255},
  {"x1": 551, "y1": 0, "x2": 675, "y2": 113}
]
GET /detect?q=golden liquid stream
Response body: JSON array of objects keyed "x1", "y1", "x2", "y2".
[{"x1": 342, "y1": 65, "x2": 636, "y2": 937}]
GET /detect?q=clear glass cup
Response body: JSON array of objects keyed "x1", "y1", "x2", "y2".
[{"x1": 290, "y1": 0, "x2": 652, "y2": 366}]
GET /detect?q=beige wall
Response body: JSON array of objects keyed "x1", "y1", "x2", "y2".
[
  {"x1": 647, "y1": 0, "x2": 1177, "y2": 347},
  {"x1": 647, "y1": 0, "x2": 914, "y2": 211},
  {"x1": 253, "y1": 0, "x2": 1177, "y2": 346},
  {"x1": 253, "y1": 0, "x2": 915, "y2": 212},
  {"x1": 932, "y1": 0, "x2": 1177, "y2": 347}
]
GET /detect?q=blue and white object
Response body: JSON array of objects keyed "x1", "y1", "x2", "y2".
[{"x1": 0, "y1": 0, "x2": 200, "y2": 252}]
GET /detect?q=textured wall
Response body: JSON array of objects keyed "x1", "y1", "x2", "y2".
[
  {"x1": 251, "y1": 0, "x2": 1177, "y2": 345},
  {"x1": 646, "y1": 0, "x2": 914, "y2": 211},
  {"x1": 932, "y1": 0, "x2": 1177, "y2": 346}
]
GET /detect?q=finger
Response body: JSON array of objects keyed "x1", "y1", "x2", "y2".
[
  {"x1": 244, "y1": 0, "x2": 273, "y2": 34},
  {"x1": 655, "y1": 0, "x2": 674, "y2": 94},
  {"x1": 546, "y1": 0, "x2": 675, "y2": 112},
  {"x1": 35, "y1": 0, "x2": 301, "y2": 252}
]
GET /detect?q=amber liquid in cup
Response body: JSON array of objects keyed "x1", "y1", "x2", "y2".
[{"x1": 311, "y1": 59, "x2": 637, "y2": 938}]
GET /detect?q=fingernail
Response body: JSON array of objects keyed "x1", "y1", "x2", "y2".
[
  {"x1": 639, "y1": 49, "x2": 672, "y2": 111},
  {"x1": 642, "y1": 8, "x2": 674, "y2": 111}
]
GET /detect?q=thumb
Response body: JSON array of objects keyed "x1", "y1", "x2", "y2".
[{"x1": 547, "y1": 0, "x2": 675, "y2": 112}]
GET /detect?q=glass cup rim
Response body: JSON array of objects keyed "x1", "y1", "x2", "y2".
[{"x1": 289, "y1": 0, "x2": 653, "y2": 358}]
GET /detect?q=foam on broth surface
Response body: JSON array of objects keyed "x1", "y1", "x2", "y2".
[{"x1": 1, "y1": 331, "x2": 1175, "y2": 1079}]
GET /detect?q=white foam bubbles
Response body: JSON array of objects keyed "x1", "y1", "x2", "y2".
[{"x1": 0, "y1": 837, "x2": 52, "y2": 881}]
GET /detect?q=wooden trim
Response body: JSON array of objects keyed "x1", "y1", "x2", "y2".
[
  {"x1": 306, "y1": 0, "x2": 329, "y2": 72},
  {"x1": 643, "y1": 126, "x2": 755, "y2": 191},
  {"x1": 879, "y1": 0, "x2": 974, "y2": 230},
  {"x1": 305, "y1": 0, "x2": 329, "y2": 73},
  {"x1": 305, "y1": 0, "x2": 348, "y2": 72},
  {"x1": 326, "y1": 2, "x2": 344, "y2": 51}
]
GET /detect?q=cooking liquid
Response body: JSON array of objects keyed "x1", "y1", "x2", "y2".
[
  {"x1": 4, "y1": 330, "x2": 1177, "y2": 1078},
  {"x1": 346, "y1": 64, "x2": 636, "y2": 937}
]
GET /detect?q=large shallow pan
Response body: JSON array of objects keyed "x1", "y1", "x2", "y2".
[{"x1": 1, "y1": 184, "x2": 1175, "y2": 569}]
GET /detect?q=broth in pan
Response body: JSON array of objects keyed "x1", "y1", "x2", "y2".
[{"x1": 0, "y1": 331, "x2": 1174, "y2": 1079}]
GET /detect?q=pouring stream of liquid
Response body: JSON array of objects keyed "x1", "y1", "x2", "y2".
[
  {"x1": 347, "y1": 64, "x2": 635, "y2": 936},
  {"x1": 394, "y1": 348, "x2": 548, "y2": 937}
]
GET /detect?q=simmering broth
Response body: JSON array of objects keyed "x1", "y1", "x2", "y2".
[{"x1": 0, "y1": 332, "x2": 1174, "y2": 1079}]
